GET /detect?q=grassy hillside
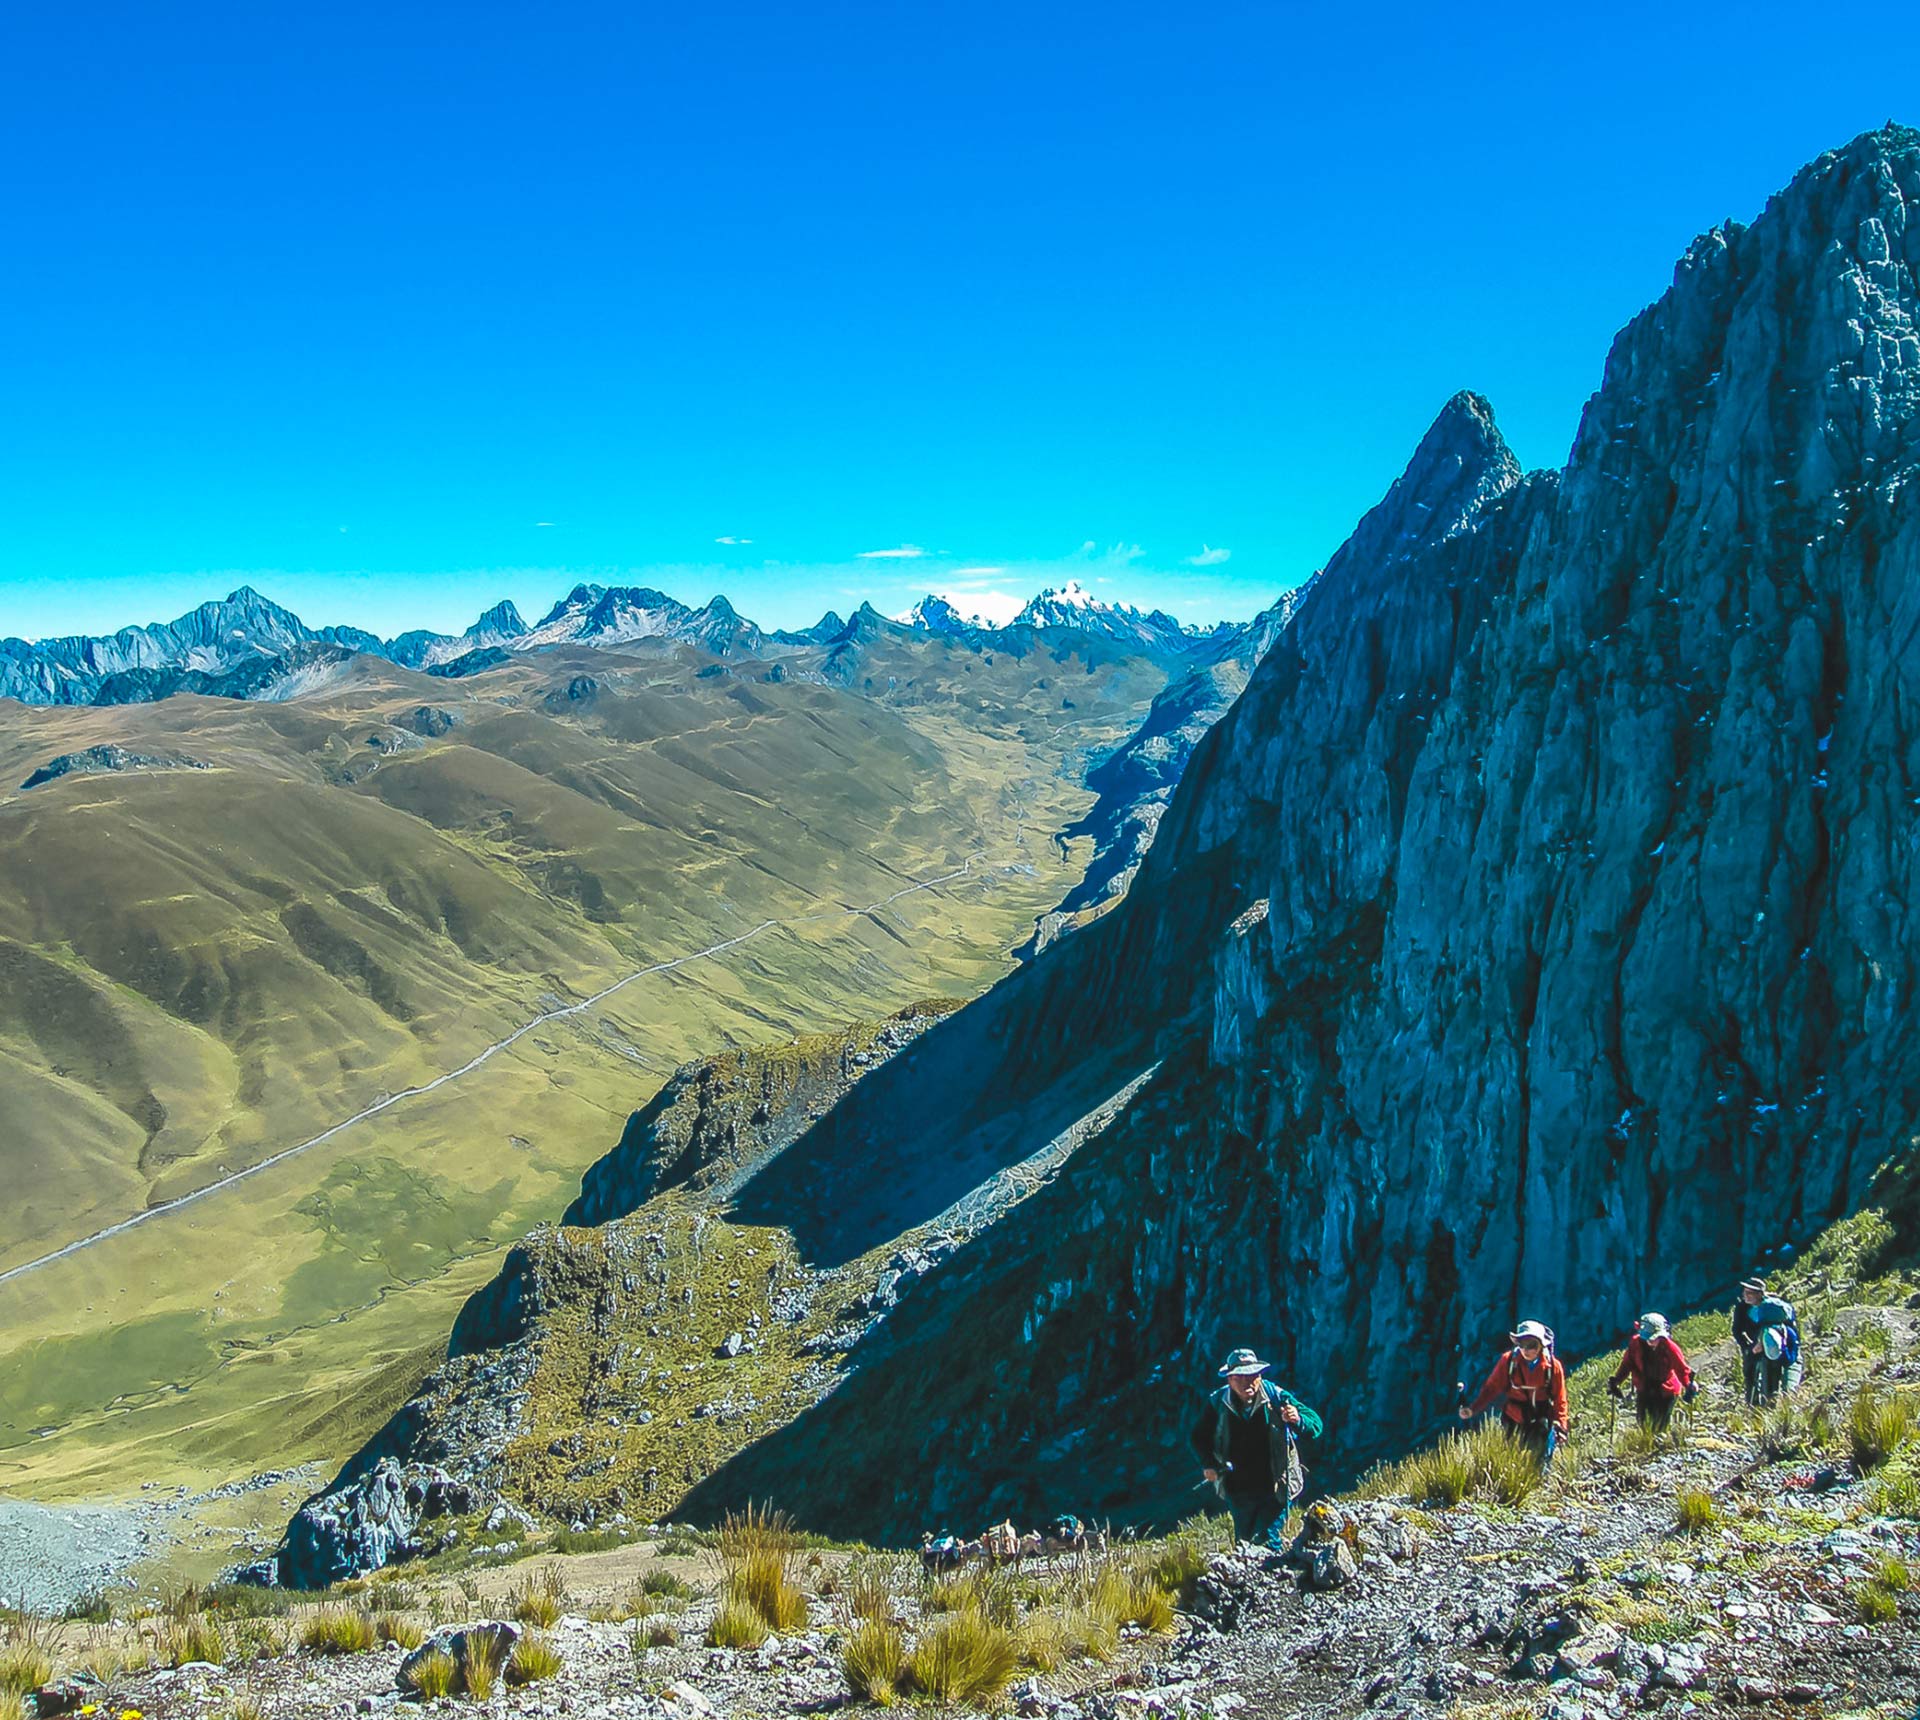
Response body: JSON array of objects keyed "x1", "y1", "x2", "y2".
[{"x1": 0, "y1": 636, "x2": 1153, "y2": 1503}]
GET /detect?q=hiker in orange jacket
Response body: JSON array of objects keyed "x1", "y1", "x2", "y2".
[
  {"x1": 1459, "y1": 1320, "x2": 1568, "y2": 1459},
  {"x1": 1608, "y1": 1311, "x2": 1696, "y2": 1431}
]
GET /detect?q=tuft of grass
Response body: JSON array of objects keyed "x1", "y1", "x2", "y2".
[
  {"x1": 708, "y1": 1594, "x2": 770, "y2": 1649},
  {"x1": 906, "y1": 1609, "x2": 1019, "y2": 1703},
  {"x1": 1358, "y1": 1423, "x2": 1545, "y2": 1508},
  {"x1": 1674, "y1": 1487, "x2": 1718, "y2": 1536},
  {"x1": 842, "y1": 1618, "x2": 906, "y2": 1705},
  {"x1": 717, "y1": 1504, "x2": 808, "y2": 1634},
  {"x1": 409, "y1": 1648, "x2": 457, "y2": 1700},
  {"x1": 508, "y1": 1632, "x2": 563, "y2": 1685},
  {"x1": 644, "y1": 1621, "x2": 679, "y2": 1648},
  {"x1": 1087, "y1": 1564, "x2": 1175, "y2": 1635},
  {"x1": 61, "y1": 1588, "x2": 113, "y2": 1625},
  {"x1": 199, "y1": 1584, "x2": 291, "y2": 1620},
  {"x1": 1757, "y1": 1396, "x2": 1835, "y2": 1461},
  {"x1": 0, "y1": 1642, "x2": 53, "y2": 1697},
  {"x1": 845, "y1": 1554, "x2": 903, "y2": 1624},
  {"x1": 370, "y1": 1611, "x2": 424, "y2": 1650},
  {"x1": 1137, "y1": 1533, "x2": 1210, "y2": 1600},
  {"x1": 1858, "y1": 1580, "x2": 1899, "y2": 1625},
  {"x1": 1873, "y1": 1469, "x2": 1920, "y2": 1518},
  {"x1": 1014, "y1": 1610, "x2": 1068, "y2": 1671},
  {"x1": 161, "y1": 1613, "x2": 226, "y2": 1667},
  {"x1": 1061, "y1": 1604, "x2": 1118, "y2": 1663},
  {"x1": 1848, "y1": 1385, "x2": 1918, "y2": 1473},
  {"x1": 298, "y1": 1608, "x2": 377, "y2": 1656},
  {"x1": 228, "y1": 1617, "x2": 290, "y2": 1661},
  {"x1": 225, "y1": 1696, "x2": 266, "y2": 1720},
  {"x1": 463, "y1": 1634, "x2": 503, "y2": 1702},
  {"x1": 641, "y1": 1570, "x2": 695, "y2": 1600},
  {"x1": 509, "y1": 1563, "x2": 568, "y2": 1628},
  {"x1": 1872, "y1": 1553, "x2": 1911, "y2": 1593}
]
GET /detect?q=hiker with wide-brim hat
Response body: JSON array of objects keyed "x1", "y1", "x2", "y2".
[
  {"x1": 1607, "y1": 1312, "x2": 1696, "y2": 1432},
  {"x1": 1731, "y1": 1278, "x2": 1801, "y2": 1405},
  {"x1": 1460, "y1": 1320, "x2": 1568, "y2": 1460},
  {"x1": 1189, "y1": 1347, "x2": 1323, "y2": 1549}
]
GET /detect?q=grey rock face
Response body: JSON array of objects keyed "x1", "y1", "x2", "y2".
[
  {"x1": 20, "y1": 744, "x2": 208, "y2": 790},
  {"x1": 682, "y1": 127, "x2": 1920, "y2": 1536},
  {"x1": 273, "y1": 1459, "x2": 475, "y2": 1588}
]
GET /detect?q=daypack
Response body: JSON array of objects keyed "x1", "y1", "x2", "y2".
[
  {"x1": 1756, "y1": 1295, "x2": 1796, "y2": 1328},
  {"x1": 1504, "y1": 1329, "x2": 1560, "y2": 1425}
]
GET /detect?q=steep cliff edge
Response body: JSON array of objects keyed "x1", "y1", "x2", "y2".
[{"x1": 678, "y1": 126, "x2": 1920, "y2": 1536}]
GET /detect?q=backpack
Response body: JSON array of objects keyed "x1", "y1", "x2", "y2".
[{"x1": 1756, "y1": 1295, "x2": 1795, "y2": 1327}]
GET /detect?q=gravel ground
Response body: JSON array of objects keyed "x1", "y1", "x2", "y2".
[{"x1": 0, "y1": 1497, "x2": 148, "y2": 1611}]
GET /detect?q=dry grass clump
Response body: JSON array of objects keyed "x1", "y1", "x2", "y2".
[
  {"x1": 1014, "y1": 1609, "x2": 1069, "y2": 1671},
  {"x1": 463, "y1": 1635, "x2": 504, "y2": 1702},
  {"x1": 1359, "y1": 1423, "x2": 1545, "y2": 1508},
  {"x1": 707, "y1": 1593, "x2": 770, "y2": 1649},
  {"x1": 1674, "y1": 1486, "x2": 1718, "y2": 1536},
  {"x1": 1089, "y1": 1565, "x2": 1174, "y2": 1634},
  {"x1": 842, "y1": 1618, "x2": 907, "y2": 1704},
  {"x1": 717, "y1": 1503, "x2": 809, "y2": 1634},
  {"x1": 298, "y1": 1607, "x2": 378, "y2": 1655},
  {"x1": 630, "y1": 1619, "x2": 681, "y2": 1660},
  {"x1": 1757, "y1": 1395, "x2": 1834, "y2": 1461},
  {"x1": 0, "y1": 1634, "x2": 53, "y2": 1697},
  {"x1": 509, "y1": 1564, "x2": 569, "y2": 1628},
  {"x1": 225, "y1": 1695, "x2": 267, "y2": 1720},
  {"x1": 162, "y1": 1612, "x2": 227, "y2": 1666},
  {"x1": 508, "y1": 1632, "x2": 564, "y2": 1685},
  {"x1": 409, "y1": 1648, "x2": 457, "y2": 1699},
  {"x1": 905, "y1": 1608, "x2": 1019, "y2": 1703},
  {"x1": 1848, "y1": 1385, "x2": 1918, "y2": 1473},
  {"x1": 1062, "y1": 1604, "x2": 1119, "y2": 1664},
  {"x1": 369, "y1": 1610, "x2": 424, "y2": 1650},
  {"x1": 846, "y1": 1555, "x2": 902, "y2": 1624}
]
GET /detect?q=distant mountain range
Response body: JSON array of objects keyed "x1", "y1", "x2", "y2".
[{"x1": 0, "y1": 578, "x2": 1288, "y2": 707}]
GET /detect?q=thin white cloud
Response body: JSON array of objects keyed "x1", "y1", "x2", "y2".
[
  {"x1": 535, "y1": 521, "x2": 557, "y2": 527},
  {"x1": 715, "y1": 535, "x2": 753, "y2": 545},
  {"x1": 856, "y1": 544, "x2": 928, "y2": 559},
  {"x1": 1186, "y1": 545, "x2": 1231, "y2": 567}
]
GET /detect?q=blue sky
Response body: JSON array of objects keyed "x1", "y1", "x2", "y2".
[{"x1": 4, "y1": 2, "x2": 1917, "y2": 641}]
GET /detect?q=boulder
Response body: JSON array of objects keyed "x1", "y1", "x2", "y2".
[
  {"x1": 278, "y1": 1460, "x2": 478, "y2": 1587},
  {"x1": 1301, "y1": 1539, "x2": 1357, "y2": 1592},
  {"x1": 396, "y1": 1621, "x2": 521, "y2": 1693}
]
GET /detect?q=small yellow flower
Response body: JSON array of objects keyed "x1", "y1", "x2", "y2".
[{"x1": 120, "y1": 1709, "x2": 144, "y2": 1720}]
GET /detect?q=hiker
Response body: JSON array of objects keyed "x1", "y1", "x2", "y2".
[
  {"x1": 1732, "y1": 1279, "x2": 1802, "y2": 1405},
  {"x1": 1459, "y1": 1319, "x2": 1569, "y2": 1460},
  {"x1": 1191, "y1": 1346, "x2": 1324, "y2": 1549},
  {"x1": 1607, "y1": 1311, "x2": 1697, "y2": 1431}
]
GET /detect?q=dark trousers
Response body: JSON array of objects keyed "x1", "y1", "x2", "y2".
[
  {"x1": 1744, "y1": 1351, "x2": 1791, "y2": 1405},
  {"x1": 1503, "y1": 1413, "x2": 1558, "y2": 1462},
  {"x1": 1636, "y1": 1388, "x2": 1680, "y2": 1430},
  {"x1": 1226, "y1": 1488, "x2": 1285, "y2": 1547}
]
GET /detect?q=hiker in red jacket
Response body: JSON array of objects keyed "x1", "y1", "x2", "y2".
[
  {"x1": 1459, "y1": 1320, "x2": 1568, "y2": 1460},
  {"x1": 1607, "y1": 1311, "x2": 1696, "y2": 1431}
]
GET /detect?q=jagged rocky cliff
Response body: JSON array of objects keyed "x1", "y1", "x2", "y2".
[
  {"x1": 669, "y1": 126, "x2": 1920, "y2": 1535},
  {"x1": 268, "y1": 126, "x2": 1920, "y2": 1569}
]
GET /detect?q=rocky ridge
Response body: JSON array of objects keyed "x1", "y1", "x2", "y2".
[{"x1": 650, "y1": 125, "x2": 1920, "y2": 1540}]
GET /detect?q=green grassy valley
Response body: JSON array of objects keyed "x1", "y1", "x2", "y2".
[{"x1": 0, "y1": 635, "x2": 1156, "y2": 1505}]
